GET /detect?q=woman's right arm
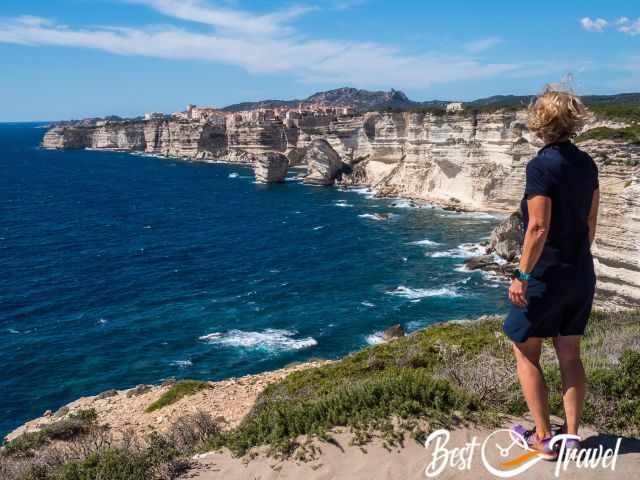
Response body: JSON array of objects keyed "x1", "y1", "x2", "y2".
[{"x1": 588, "y1": 188, "x2": 599, "y2": 245}]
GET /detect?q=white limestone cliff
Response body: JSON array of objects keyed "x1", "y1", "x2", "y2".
[{"x1": 40, "y1": 111, "x2": 639, "y2": 309}]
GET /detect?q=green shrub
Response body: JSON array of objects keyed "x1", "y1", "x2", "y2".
[
  {"x1": 145, "y1": 381, "x2": 210, "y2": 413},
  {"x1": 51, "y1": 434, "x2": 182, "y2": 480},
  {"x1": 575, "y1": 126, "x2": 640, "y2": 144},
  {"x1": 2, "y1": 409, "x2": 98, "y2": 458},
  {"x1": 210, "y1": 369, "x2": 478, "y2": 456}
]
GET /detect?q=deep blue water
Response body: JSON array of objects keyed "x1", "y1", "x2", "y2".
[{"x1": 0, "y1": 123, "x2": 508, "y2": 437}]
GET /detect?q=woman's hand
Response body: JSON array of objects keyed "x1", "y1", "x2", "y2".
[{"x1": 509, "y1": 278, "x2": 528, "y2": 307}]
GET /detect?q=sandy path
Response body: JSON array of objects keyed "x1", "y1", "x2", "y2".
[{"x1": 184, "y1": 422, "x2": 640, "y2": 480}]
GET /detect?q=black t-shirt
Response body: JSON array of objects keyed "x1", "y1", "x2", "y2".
[{"x1": 520, "y1": 141, "x2": 599, "y2": 272}]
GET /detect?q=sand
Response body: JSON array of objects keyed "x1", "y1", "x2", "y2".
[{"x1": 183, "y1": 421, "x2": 640, "y2": 480}]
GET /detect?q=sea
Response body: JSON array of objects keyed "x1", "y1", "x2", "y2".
[{"x1": 0, "y1": 122, "x2": 509, "y2": 437}]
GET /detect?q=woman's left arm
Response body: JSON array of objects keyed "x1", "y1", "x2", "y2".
[{"x1": 509, "y1": 195, "x2": 552, "y2": 306}]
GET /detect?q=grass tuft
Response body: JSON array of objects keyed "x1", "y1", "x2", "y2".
[{"x1": 145, "y1": 381, "x2": 210, "y2": 413}]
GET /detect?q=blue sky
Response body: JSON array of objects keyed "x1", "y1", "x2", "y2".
[{"x1": 0, "y1": 0, "x2": 638, "y2": 121}]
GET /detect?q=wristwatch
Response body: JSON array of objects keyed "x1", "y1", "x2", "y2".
[{"x1": 512, "y1": 269, "x2": 531, "y2": 281}]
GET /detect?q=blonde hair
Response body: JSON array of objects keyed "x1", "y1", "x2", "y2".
[{"x1": 527, "y1": 87, "x2": 587, "y2": 144}]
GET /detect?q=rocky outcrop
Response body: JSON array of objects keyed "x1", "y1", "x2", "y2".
[
  {"x1": 254, "y1": 152, "x2": 289, "y2": 183},
  {"x1": 302, "y1": 139, "x2": 345, "y2": 186},
  {"x1": 5, "y1": 361, "x2": 331, "y2": 443},
  {"x1": 383, "y1": 324, "x2": 405, "y2": 340},
  {"x1": 488, "y1": 211, "x2": 524, "y2": 261}
]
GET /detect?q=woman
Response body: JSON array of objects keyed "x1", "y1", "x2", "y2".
[{"x1": 503, "y1": 88, "x2": 600, "y2": 460}]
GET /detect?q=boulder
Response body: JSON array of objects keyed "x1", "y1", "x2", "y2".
[
  {"x1": 302, "y1": 139, "x2": 344, "y2": 186},
  {"x1": 54, "y1": 406, "x2": 70, "y2": 418},
  {"x1": 126, "y1": 384, "x2": 152, "y2": 398},
  {"x1": 489, "y1": 211, "x2": 524, "y2": 261},
  {"x1": 96, "y1": 389, "x2": 118, "y2": 400},
  {"x1": 464, "y1": 255, "x2": 496, "y2": 271},
  {"x1": 254, "y1": 152, "x2": 289, "y2": 183},
  {"x1": 383, "y1": 324, "x2": 405, "y2": 341}
]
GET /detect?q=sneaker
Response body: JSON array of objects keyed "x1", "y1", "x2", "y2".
[
  {"x1": 511, "y1": 424, "x2": 559, "y2": 461},
  {"x1": 551, "y1": 424, "x2": 581, "y2": 457}
]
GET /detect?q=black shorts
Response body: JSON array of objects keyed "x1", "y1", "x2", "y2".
[{"x1": 503, "y1": 262, "x2": 596, "y2": 343}]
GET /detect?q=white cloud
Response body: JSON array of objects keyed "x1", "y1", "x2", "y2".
[
  {"x1": 580, "y1": 17, "x2": 608, "y2": 32},
  {"x1": 125, "y1": 0, "x2": 316, "y2": 35},
  {"x1": 0, "y1": 16, "x2": 529, "y2": 87},
  {"x1": 617, "y1": 17, "x2": 640, "y2": 36},
  {"x1": 580, "y1": 15, "x2": 640, "y2": 36},
  {"x1": 0, "y1": 2, "x2": 570, "y2": 90},
  {"x1": 463, "y1": 37, "x2": 502, "y2": 53}
]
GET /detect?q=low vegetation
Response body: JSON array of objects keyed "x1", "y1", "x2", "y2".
[
  {"x1": 2, "y1": 409, "x2": 98, "y2": 458},
  {"x1": 2, "y1": 310, "x2": 638, "y2": 479},
  {"x1": 585, "y1": 103, "x2": 640, "y2": 124},
  {"x1": 145, "y1": 380, "x2": 210, "y2": 413},
  {"x1": 575, "y1": 126, "x2": 640, "y2": 144}
]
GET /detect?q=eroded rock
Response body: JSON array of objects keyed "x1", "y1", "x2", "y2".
[
  {"x1": 254, "y1": 152, "x2": 289, "y2": 183},
  {"x1": 303, "y1": 139, "x2": 344, "y2": 186},
  {"x1": 383, "y1": 324, "x2": 405, "y2": 340},
  {"x1": 489, "y1": 211, "x2": 524, "y2": 261}
]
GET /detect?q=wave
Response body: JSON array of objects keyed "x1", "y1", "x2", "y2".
[
  {"x1": 334, "y1": 200, "x2": 354, "y2": 207},
  {"x1": 313, "y1": 225, "x2": 326, "y2": 230},
  {"x1": 170, "y1": 360, "x2": 193, "y2": 368},
  {"x1": 365, "y1": 331, "x2": 385, "y2": 345},
  {"x1": 199, "y1": 328, "x2": 317, "y2": 351},
  {"x1": 358, "y1": 213, "x2": 396, "y2": 221},
  {"x1": 347, "y1": 187, "x2": 375, "y2": 198},
  {"x1": 409, "y1": 238, "x2": 441, "y2": 247},
  {"x1": 388, "y1": 199, "x2": 433, "y2": 209},
  {"x1": 361, "y1": 301, "x2": 375, "y2": 307},
  {"x1": 429, "y1": 242, "x2": 486, "y2": 259},
  {"x1": 386, "y1": 285, "x2": 461, "y2": 299},
  {"x1": 437, "y1": 211, "x2": 501, "y2": 220},
  {"x1": 228, "y1": 172, "x2": 239, "y2": 178}
]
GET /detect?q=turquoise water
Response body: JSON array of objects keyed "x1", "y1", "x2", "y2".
[{"x1": 0, "y1": 123, "x2": 508, "y2": 436}]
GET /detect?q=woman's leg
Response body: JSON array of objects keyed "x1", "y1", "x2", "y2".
[
  {"x1": 513, "y1": 337, "x2": 552, "y2": 438},
  {"x1": 553, "y1": 335, "x2": 585, "y2": 436}
]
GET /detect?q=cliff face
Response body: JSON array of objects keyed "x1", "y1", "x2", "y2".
[
  {"x1": 41, "y1": 112, "x2": 639, "y2": 309},
  {"x1": 576, "y1": 140, "x2": 640, "y2": 309}
]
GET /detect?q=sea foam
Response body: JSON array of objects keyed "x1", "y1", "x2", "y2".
[
  {"x1": 386, "y1": 285, "x2": 461, "y2": 299},
  {"x1": 199, "y1": 328, "x2": 317, "y2": 351},
  {"x1": 428, "y1": 242, "x2": 485, "y2": 259},
  {"x1": 409, "y1": 238, "x2": 441, "y2": 247},
  {"x1": 365, "y1": 331, "x2": 386, "y2": 345},
  {"x1": 170, "y1": 360, "x2": 193, "y2": 368}
]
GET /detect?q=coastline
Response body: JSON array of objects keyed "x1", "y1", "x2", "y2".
[
  {"x1": 48, "y1": 144, "x2": 516, "y2": 215},
  {"x1": 5, "y1": 360, "x2": 331, "y2": 443},
  {"x1": 4, "y1": 311, "x2": 639, "y2": 480}
]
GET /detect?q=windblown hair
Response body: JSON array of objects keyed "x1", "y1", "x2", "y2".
[{"x1": 527, "y1": 87, "x2": 587, "y2": 144}]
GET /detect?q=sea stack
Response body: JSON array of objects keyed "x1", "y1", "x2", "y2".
[
  {"x1": 254, "y1": 151, "x2": 289, "y2": 183},
  {"x1": 302, "y1": 139, "x2": 344, "y2": 186}
]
